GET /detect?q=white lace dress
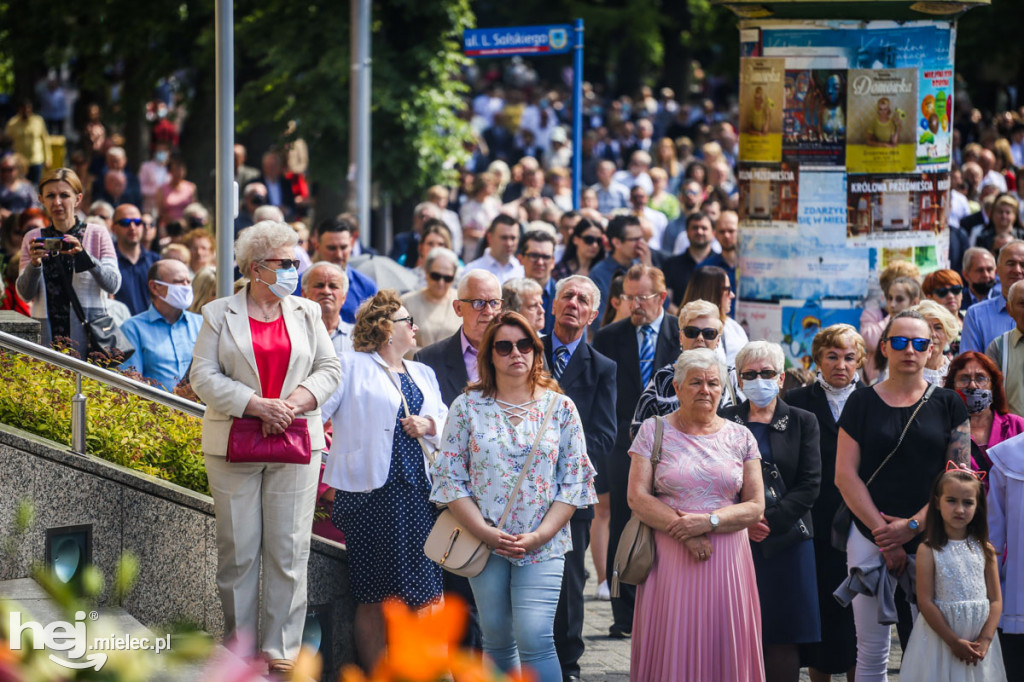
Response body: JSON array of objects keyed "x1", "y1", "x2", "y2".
[{"x1": 901, "y1": 538, "x2": 1007, "y2": 681}]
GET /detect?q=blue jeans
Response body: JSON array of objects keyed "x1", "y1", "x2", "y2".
[{"x1": 469, "y1": 555, "x2": 565, "y2": 682}]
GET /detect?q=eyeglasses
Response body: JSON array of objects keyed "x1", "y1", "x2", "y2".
[
  {"x1": 682, "y1": 326, "x2": 719, "y2": 340},
  {"x1": 459, "y1": 298, "x2": 502, "y2": 311},
  {"x1": 392, "y1": 315, "x2": 415, "y2": 327},
  {"x1": 740, "y1": 369, "x2": 779, "y2": 381},
  {"x1": 578, "y1": 235, "x2": 603, "y2": 246},
  {"x1": 260, "y1": 258, "x2": 300, "y2": 269},
  {"x1": 116, "y1": 218, "x2": 144, "y2": 227},
  {"x1": 494, "y1": 338, "x2": 534, "y2": 356},
  {"x1": 954, "y1": 374, "x2": 991, "y2": 388},
  {"x1": 428, "y1": 272, "x2": 455, "y2": 283},
  {"x1": 933, "y1": 285, "x2": 963, "y2": 298},
  {"x1": 620, "y1": 293, "x2": 660, "y2": 303},
  {"x1": 886, "y1": 336, "x2": 931, "y2": 352},
  {"x1": 523, "y1": 252, "x2": 553, "y2": 262}
]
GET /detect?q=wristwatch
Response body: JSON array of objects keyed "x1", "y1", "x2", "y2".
[
  {"x1": 908, "y1": 518, "x2": 920, "y2": 532},
  {"x1": 709, "y1": 513, "x2": 720, "y2": 532}
]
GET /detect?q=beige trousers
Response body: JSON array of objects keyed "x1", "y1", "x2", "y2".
[{"x1": 204, "y1": 454, "x2": 320, "y2": 660}]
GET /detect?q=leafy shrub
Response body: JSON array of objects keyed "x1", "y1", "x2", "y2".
[{"x1": 0, "y1": 349, "x2": 208, "y2": 495}]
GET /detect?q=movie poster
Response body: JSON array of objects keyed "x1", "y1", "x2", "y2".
[
  {"x1": 783, "y1": 69, "x2": 847, "y2": 166},
  {"x1": 918, "y1": 69, "x2": 953, "y2": 167},
  {"x1": 845, "y1": 68, "x2": 918, "y2": 173},
  {"x1": 737, "y1": 163, "x2": 799, "y2": 228},
  {"x1": 847, "y1": 172, "x2": 950, "y2": 247},
  {"x1": 739, "y1": 58, "x2": 786, "y2": 163}
]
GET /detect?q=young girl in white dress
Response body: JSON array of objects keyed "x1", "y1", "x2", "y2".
[{"x1": 901, "y1": 464, "x2": 1007, "y2": 682}]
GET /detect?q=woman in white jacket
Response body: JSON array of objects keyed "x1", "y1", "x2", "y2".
[{"x1": 321, "y1": 289, "x2": 448, "y2": 672}]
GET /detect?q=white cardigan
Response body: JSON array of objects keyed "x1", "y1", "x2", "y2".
[{"x1": 322, "y1": 351, "x2": 448, "y2": 492}]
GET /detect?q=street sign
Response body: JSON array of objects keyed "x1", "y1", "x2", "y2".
[{"x1": 463, "y1": 24, "x2": 573, "y2": 58}]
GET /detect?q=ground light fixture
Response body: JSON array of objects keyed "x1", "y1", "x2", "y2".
[
  {"x1": 44, "y1": 524, "x2": 93, "y2": 587},
  {"x1": 302, "y1": 603, "x2": 333, "y2": 672}
]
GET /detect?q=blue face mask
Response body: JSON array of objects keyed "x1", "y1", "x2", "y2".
[
  {"x1": 743, "y1": 378, "x2": 780, "y2": 408},
  {"x1": 263, "y1": 266, "x2": 298, "y2": 298}
]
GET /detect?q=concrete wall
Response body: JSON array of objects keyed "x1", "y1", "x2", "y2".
[{"x1": 0, "y1": 423, "x2": 353, "y2": 679}]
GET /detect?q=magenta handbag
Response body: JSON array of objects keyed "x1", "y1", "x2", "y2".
[{"x1": 226, "y1": 417, "x2": 312, "y2": 464}]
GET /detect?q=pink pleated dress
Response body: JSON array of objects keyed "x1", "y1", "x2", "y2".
[{"x1": 628, "y1": 418, "x2": 765, "y2": 682}]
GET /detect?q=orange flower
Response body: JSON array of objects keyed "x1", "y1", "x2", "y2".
[{"x1": 374, "y1": 596, "x2": 468, "y2": 681}]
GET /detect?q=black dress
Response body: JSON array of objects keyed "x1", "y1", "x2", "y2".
[{"x1": 332, "y1": 371, "x2": 443, "y2": 607}]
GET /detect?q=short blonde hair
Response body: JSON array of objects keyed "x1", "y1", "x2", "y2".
[
  {"x1": 190, "y1": 266, "x2": 217, "y2": 313},
  {"x1": 679, "y1": 299, "x2": 721, "y2": 327},
  {"x1": 352, "y1": 289, "x2": 402, "y2": 352},
  {"x1": 811, "y1": 324, "x2": 866, "y2": 368},
  {"x1": 912, "y1": 299, "x2": 960, "y2": 346},
  {"x1": 235, "y1": 220, "x2": 298, "y2": 274}
]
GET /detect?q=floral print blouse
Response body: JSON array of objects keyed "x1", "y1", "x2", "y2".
[{"x1": 430, "y1": 389, "x2": 597, "y2": 565}]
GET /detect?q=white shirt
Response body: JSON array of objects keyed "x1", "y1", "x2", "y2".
[
  {"x1": 464, "y1": 248, "x2": 525, "y2": 285},
  {"x1": 322, "y1": 351, "x2": 448, "y2": 492},
  {"x1": 612, "y1": 170, "x2": 654, "y2": 195}
]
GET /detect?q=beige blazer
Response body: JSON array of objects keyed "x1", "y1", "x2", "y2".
[{"x1": 191, "y1": 288, "x2": 342, "y2": 456}]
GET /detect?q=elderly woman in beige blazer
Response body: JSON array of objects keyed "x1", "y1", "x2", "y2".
[{"x1": 191, "y1": 220, "x2": 341, "y2": 676}]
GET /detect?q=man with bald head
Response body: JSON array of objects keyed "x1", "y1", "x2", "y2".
[
  {"x1": 119, "y1": 259, "x2": 203, "y2": 391},
  {"x1": 302, "y1": 261, "x2": 353, "y2": 356},
  {"x1": 112, "y1": 203, "x2": 161, "y2": 315}
]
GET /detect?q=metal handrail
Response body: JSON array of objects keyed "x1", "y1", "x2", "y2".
[{"x1": 0, "y1": 330, "x2": 205, "y2": 453}]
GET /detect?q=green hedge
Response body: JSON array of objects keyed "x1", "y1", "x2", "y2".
[{"x1": 0, "y1": 350, "x2": 208, "y2": 495}]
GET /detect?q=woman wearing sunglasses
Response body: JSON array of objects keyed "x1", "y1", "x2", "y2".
[
  {"x1": 720, "y1": 341, "x2": 822, "y2": 682},
  {"x1": 552, "y1": 217, "x2": 605, "y2": 281},
  {"x1": 836, "y1": 310, "x2": 970, "y2": 681},
  {"x1": 431, "y1": 311, "x2": 596, "y2": 682},
  {"x1": 190, "y1": 220, "x2": 342, "y2": 676},
  {"x1": 921, "y1": 269, "x2": 965, "y2": 341},
  {"x1": 631, "y1": 299, "x2": 738, "y2": 438},
  {"x1": 401, "y1": 246, "x2": 462, "y2": 357}
]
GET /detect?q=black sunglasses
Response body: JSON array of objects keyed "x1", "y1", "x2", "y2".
[
  {"x1": 579, "y1": 235, "x2": 603, "y2": 246},
  {"x1": 933, "y1": 285, "x2": 963, "y2": 298},
  {"x1": 260, "y1": 258, "x2": 300, "y2": 269},
  {"x1": 116, "y1": 218, "x2": 144, "y2": 227},
  {"x1": 429, "y1": 272, "x2": 455, "y2": 283},
  {"x1": 494, "y1": 338, "x2": 534, "y2": 356},
  {"x1": 739, "y1": 369, "x2": 779, "y2": 381},
  {"x1": 887, "y1": 336, "x2": 931, "y2": 352},
  {"x1": 682, "y1": 326, "x2": 719, "y2": 341}
]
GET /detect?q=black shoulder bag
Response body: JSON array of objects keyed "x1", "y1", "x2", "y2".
[
  {"x1": 55, "y1": 261, "x2": 135, "y2": 366},
  {"x1": 830, "y1": 383, "x2": 935, "y2": 552}
]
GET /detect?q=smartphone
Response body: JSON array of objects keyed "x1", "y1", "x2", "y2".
[{"x1": 34, "y1": 237, "x2": 69, "y2": 252}]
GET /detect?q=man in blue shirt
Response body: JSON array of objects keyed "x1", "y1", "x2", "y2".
[
  {"x1": 112, "y1": 203, "x2": 160, "y2": 316},
  {"x1": 590, "y1": 215, "x2": 648, "y2": 327},
  {"x1": 315, "y1": 216, "x2": 378, "y2": 324},
  {"x1": 119, "y1": 259, "x2": 203, "y2": 391},
  {"x1": 961, "y1": 240, "x2": 1024, "y2": 353}
]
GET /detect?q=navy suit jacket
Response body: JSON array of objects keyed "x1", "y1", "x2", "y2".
[{"x1": 414, "y1": 330, "x2": 470, "y2": 408}]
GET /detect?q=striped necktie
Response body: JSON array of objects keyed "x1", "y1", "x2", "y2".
[
  {"x1": 639, "y1": 324, "x2": 655, "y2": 388},
  {"x1": 554, "y1": 345, "x2": 570, "y2": 380}
]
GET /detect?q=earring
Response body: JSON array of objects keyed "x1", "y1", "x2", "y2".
[{"x1": 388, "y1": 336, "x2": 393, "y2": 345}]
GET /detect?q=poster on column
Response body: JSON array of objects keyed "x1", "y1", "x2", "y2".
[
  {"x1": 780, "y1": 302, "x2": 862, "y2": 369},
  {"x1": 847, "y1": 172, "x2": 950, "y2": 247},
  {"x1": 736, "y1": 301, "x2": 783, "y2": 346},
  {"x1": 845, "y1": 68, "x2": 918, "y2": 173},
  {"x1": 918, "y1": 69, "x2": 954, "y2": 168},
  {"x1": 796, "y1": 170, "x2": 869, "y2": 297},
  {"x1": 737, "y1": 163, "x2": 799, "y2": 230},
  {"x1": 739, "y1": 58, "x2": 786, "y2": 162},
  {"x1": 782, "y1": 69, "x2": 847, "y2": 167}
]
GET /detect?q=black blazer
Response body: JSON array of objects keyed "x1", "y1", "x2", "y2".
[
  {"x1": 592, "y1": 314, "x2": 681, "y2": 459},
  {"x1": 720, "y1": 398, "x2": 822, "y2": 537},
  {"x1": 786, "y1": 381, "x2": 863, "y2": 536},
  {"x1": 414, "y1": 330, "x2": 470, "y2": 407}
]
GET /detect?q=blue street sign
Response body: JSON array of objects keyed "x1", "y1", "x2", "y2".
[{"x1": 463, "y1": 24, "x2": 573, "y2": 58}]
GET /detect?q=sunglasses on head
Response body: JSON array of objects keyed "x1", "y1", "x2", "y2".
[
  {"x1": 116, "y1": 218, "x2": 144, "y2": 227},
  {"x1": 429, "y1": 272, "x2": 455, "y2": 283},
  {"x1": 682, "y1": 326, "x2": 719, "y2": 340},
  {"x1": 933, "y1": 285, "x2": 963, "y2": 298},
  {"x1": 494, "y1": 338, "x2": 534, "y2": 356},
  {"x1": 886, "y1": 336, "x2": 931, "y2": 352},
  {"x1": 579, "y1": 235, "x2": 603, "y2": 246},
  {"x1": 740, "y1": 369, "x2": 779, "y2": 381}
]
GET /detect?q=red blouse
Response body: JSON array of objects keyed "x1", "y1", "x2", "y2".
[{"x1": 249, "y1": 316, "x2": 291, "y2": 399}]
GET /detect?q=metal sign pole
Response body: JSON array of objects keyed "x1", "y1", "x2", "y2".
[
  {"x1": 572, "y1": 19, "x2": 584, "y2": 210},
  {"x1": 214, "y1": 0, "x2": 234, "y2": 298}
]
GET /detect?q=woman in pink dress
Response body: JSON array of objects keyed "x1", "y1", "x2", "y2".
[
  {"x1": 156, "y1": 153, "x2": 197, "y2": 229},
  {"x1": 627, "y1": 347, "x2": 766, "y2": 681}
]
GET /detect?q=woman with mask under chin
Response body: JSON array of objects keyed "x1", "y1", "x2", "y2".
[
  {"x1": 190, "y1": 219, "x2": 342, "y2": 677},
  {"x1": 720, "y1": 341, "x2": 822, "y2": 682},
  {"x1": 943, "y1": 351, "x2": 1024, "y2": 476}
]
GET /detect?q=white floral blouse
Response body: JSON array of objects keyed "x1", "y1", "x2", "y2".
[{"x1": 430, "y1": 389, "x2": 598, "y2": 565}]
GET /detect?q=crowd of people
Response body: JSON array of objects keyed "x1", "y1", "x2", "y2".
[{"x1": 3, "y1": 72, "x2": 1024, "y2": 682}]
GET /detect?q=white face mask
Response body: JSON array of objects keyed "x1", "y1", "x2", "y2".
[{"x1": 154, "y1": 281, "x2": 194, "y2": 310}]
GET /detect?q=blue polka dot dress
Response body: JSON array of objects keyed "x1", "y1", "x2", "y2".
[{"x1": 332, "y1": 371, "x2": 443, "y2": 607}]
